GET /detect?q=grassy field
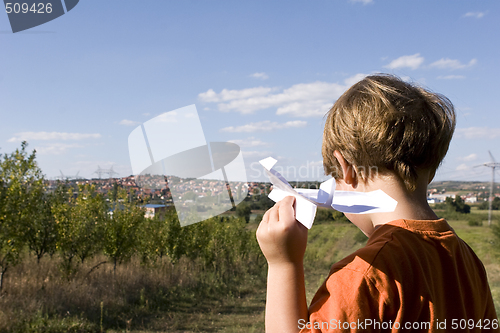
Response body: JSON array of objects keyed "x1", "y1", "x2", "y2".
[
  {"x1": 1, "y1": 211, "x2": 500, "y2": 332},
  {"x1": 0, "y1": 254, "x2": 268, "y2": 333},
  {"x1": 435, "y1": 209, "x2": 500, "y2": 311}
]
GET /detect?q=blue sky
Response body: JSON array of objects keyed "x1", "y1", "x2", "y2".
[{"x1": 1, "y1": 0, "x2": 499, "y2": 183}]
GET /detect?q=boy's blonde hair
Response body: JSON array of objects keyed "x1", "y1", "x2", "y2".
[{"x1": 322, "y1": 74, "x2": 456, "y2": 191}]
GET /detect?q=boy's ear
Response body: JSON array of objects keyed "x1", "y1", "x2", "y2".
[{"x1": 333, "y1": 150, "x2": 357, "y2": 188}]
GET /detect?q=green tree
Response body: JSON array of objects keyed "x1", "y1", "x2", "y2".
[
  {"x1": 110, "y1": 181, "x2": 119, "y2": 202},
  {"x1": 258, "y1": 194, "x2": 274, "y2": 210},
  {"x1": 164, "y1": 208, "x2": 190, "y2": 263},
  {"x1": 53, "y1": 184, "x2": 108, "y2": 273},
  {"x1": 21, "y1": 183, "x2": 59, "y2": 263},
  {"x1": 0, "y1": 142, "x2": 43, "y2": 289},
  {"x1": 479, "y1": 197, "x2": 500, "y2": 210},
  {"x1": 444, "y1": 196, "x2": 471, "y2": 214},
  {"x1": 139, "y1": 213, "x2": 169, "y2": 264},
  {"x1": 235, "y1": 201, "x2": 252, "y2": 223},
  {"x1": 314, "y1": 208, "x2": 334, "y2": 223},
  {"x1": 194, "y1": 216, "x2": 261, "y2": 281},
  {"x1": 313, "y1": 208, "x2": 350, "y2": 225},
  {"x1": 103, "y1": 189, "x2": 144, "y2": 272}
]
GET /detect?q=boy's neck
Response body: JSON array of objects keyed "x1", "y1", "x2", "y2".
[
  {"x1": 343, "y1": 171, "x2": 439, "y2": 237},
  {"x1": 370, "y1": 180, "x2": 439, "y2": 228}
]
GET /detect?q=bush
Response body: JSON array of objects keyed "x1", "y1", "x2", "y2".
[
  {"x1": 314, "y1": 208, "x2": 334, "y2": 223},
  {"x1": 314, "y1": 208, "x2": 350, "y2": 225},
  {"x1": 446, "y1": 196, "x2": 471, "y2": 214},
  {"x1": 332, "y1": 210, "x2": 350, "y2": 223},
  {"x1": 468, "y1": 219, "x2": 482, "y2": 227},
  {"x1": 235, "y1": 201, "x2": 252, "y2": 223},
  {"x1": 479, "y1": 197, "x2": 500, "y2": 210}
]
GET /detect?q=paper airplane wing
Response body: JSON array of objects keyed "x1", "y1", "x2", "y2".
[
  {"x1": 259, "y1": 157, "x2": 398, "y2": 229},
  {"x1": 331, "y1": 190, "x2": 398, "y2": 214}
]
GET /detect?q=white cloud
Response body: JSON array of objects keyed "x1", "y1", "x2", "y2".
[
  {"x1": 199, "y1": 87, "x2": 273, "y2": 103},
  {"x1": 199, "y1": 89, "x2": 218, "y2": 102},
  {"x1": 241, "y1": 150, "x2": 274, "y2": 158},
  {"x1": 220, "y1": 120, "x2": 307, "y2": 133},
  {"x1": 250, "y1": 72, "x2": 269, "y2": 80},
  {"x1": 274, "y1": 100, "x2": 334, "y2": 117},
  {"x1": 199, "y1": 75, "x2": 366, "y2": 117},
  {"x1": 350, "y1": 0, "x2": 373, "y2": 4},
  {"x1": 119, "y1": 119, "x2": 140, "y2": 126},
  {"x1": 437, "y1": 75, "x2": 466, "y2": 80},
  {"x1": 343, "y1": 73, "x2": 368, "y2": 86},
  {"x1": 455, "y1": 127, "x2": 500, "y2": 139},
  {"x1": 456, "y1": 163, "x2": 469, "y2": 171},
  {"x1": 153, "y1": 111, "x2": 178, "y2": 123},
  {"x1": 458, "y1": 154, "x2": 477, "y2": 162},
  {"x1": 463, "y1": 12, "x2": 486, "y2": 19},
  {"x1": 429, "y1": 58, "x2": 476, "y2": 70},
  {"x1": 8, "y1": 132, "x2": 101, "y2": 142},
  {"x1": 35, "y1": 143, "x2": 83, "y2": 155},
  {"x1": 384, "y1": 53, "x2": 424, "y2": 70},
  {"x1": 228, "y1": 137, "x2": 269, "y2": 147}
]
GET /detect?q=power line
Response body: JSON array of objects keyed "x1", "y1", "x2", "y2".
[
  {"x1": 474, "y1": 151, "x2": 500, "y2": 226},
  {"x1": 93, "y1": 165, "x2": 118, "y2": 179},
  {"x1": 58, "y1": 170, "x2": 81, "y2": 180}
]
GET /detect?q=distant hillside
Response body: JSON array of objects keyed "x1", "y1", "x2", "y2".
[{"x1": 428, "y1": 181, "x2": 500, "y2": 197}]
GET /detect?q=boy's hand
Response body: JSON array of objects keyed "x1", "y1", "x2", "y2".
[{"x1": 256, "y1": 196, "x2": 308, "y2": 266}]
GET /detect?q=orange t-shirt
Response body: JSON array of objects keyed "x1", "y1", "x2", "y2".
[{"x1": 299, "y1": 219, "x2": 498, "y2": 332}]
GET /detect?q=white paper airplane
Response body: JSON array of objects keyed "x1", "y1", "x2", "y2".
[{"x1": 259, "y1": 157, "x2": 398, "y2": 229}]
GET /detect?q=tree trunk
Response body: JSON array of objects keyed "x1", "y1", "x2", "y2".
[{"x1": 0, "y1": 266, "x2": 8, "y2": 291}]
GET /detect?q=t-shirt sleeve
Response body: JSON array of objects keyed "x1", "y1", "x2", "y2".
[{"x1": 299, "y1": 267, "x2": 390, "y2": 333}]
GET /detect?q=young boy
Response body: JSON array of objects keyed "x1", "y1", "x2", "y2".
[{"x1": 256, "y1": 74, "x2": 498, "y2": 332}]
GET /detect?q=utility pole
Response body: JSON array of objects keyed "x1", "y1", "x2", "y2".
[
  {"x1": 475, "y1": 151, "x2": 500, "y2": 226},
  {"x1": 93, "y1": 165, "x2": 118, "y2": 179}
]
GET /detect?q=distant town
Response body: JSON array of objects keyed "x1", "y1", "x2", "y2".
[
  {"x1": 46, "y1": 175, "x2": 269, "y2": 204},
  {"x1": 46, "y1": 176, "x2": 500, "y2": 206},
  {"x1": 426, "y1": 181, "x2": 500, "y2": 204}
]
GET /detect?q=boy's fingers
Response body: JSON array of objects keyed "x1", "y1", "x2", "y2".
[
  {"x1": 269, "y1": 201, "x2": 280, "y2": 223},
  {"x1": 279, "y1": 196, "x2": 296, "y2": 224},
  {"x1": 260, "y1": 197, "x2": 296, "y2": 226}
]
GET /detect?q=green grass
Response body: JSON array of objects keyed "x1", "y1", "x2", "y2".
[
  {"x1": 445, "y1": 218, "x2": 500, "y2": 312},
  {"x1": 302, "y1": 223, "x2": 367, "y2": 303},
  {"x1": 0, "y1": 254, "x2": 267, "y2": 333},
  {"x1": 302, "y1": 215, "x2": 500, "y2": 316},
  {"x1": 2, "y1": 215, "x2": 500, "y2": 332}
]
